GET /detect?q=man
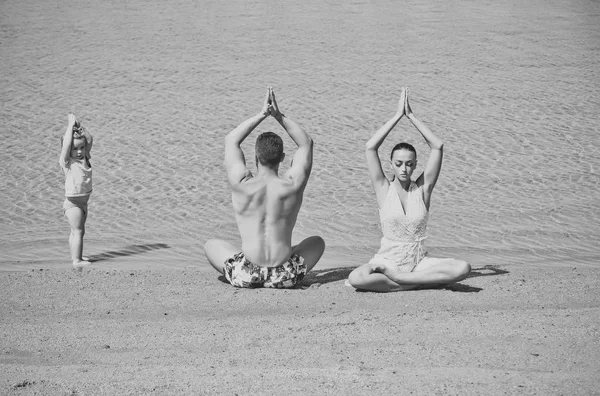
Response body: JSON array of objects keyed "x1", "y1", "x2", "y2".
[{"x1": 204, "y1": 87, "x2": 325, "y2": 288}]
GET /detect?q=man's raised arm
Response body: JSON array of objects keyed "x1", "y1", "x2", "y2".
[
  {"x1": 269, "y1": 88, "x2": 313, "y2": 186},
  {"x1": 224, "y1": 89, "x2": 271, "y2": 185}
]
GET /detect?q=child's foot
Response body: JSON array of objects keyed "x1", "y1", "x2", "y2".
[
  {"x1": 72, "y1": 260, "x2": 92, "y2": 270},
  {"x1": 81, "y1": 256, "x2": 91, "y2": 262}
]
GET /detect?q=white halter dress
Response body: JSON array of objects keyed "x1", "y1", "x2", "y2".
[{"x1": 369, "y1": 180, "x2": 429, "y2": 272}]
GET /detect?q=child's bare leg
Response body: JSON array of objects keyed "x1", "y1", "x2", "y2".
[{"x1": 65, "y1": 207, "x2": 90, "y2": 268}]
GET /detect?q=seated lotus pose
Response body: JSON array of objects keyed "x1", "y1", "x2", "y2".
[
  {"x1": 347, "y1": 88, "x2": 470, "y2": 292},
  {"x1": 204, "y1": 87, "x2": 325, "y2": 288}
]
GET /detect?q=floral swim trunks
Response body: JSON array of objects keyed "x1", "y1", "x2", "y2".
[{"x1": 223, "y1": 252, "x2": 306, "y2": 289}]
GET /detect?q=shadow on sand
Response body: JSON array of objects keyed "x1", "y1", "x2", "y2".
[
  {"x1": 430, "y1": 264, "x2": 510, "y2": 293},
  {"x1": 303, "y1": 267, "x2": 354, "y2": 286},
  {"x1": 88, "y1": 243, "x2": 171, "y2": 262},
  {"x1": 466, "y1": 264, "x2": 510, "y2": 278}
]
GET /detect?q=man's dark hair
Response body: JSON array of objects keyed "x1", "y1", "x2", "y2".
[
  {"x1": 390, "y1": 142, "x2": 417, "y2": 160},
  {"x1": 255, "y1": 132, "x2": 284, "y2": 167}
]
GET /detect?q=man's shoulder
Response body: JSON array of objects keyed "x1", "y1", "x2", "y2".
[
  {"x1": 268, "y1": 177, "x2": 307, "y2": 201},
  {"x1": 229, "y1": 171, "x2": 253, "y2": 188},
  {"x1": 232, "y1": 176, "x2": 299, "y2": 198}
]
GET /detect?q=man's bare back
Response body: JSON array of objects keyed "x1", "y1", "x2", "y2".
[
  {"x1": 204, "y1": 87, "x2": 325, "y2": 288},
  {"x1": 232, "y1": 174, "x2": 305, "y2": 266}
]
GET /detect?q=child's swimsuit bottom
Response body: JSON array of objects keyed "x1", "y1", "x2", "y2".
[
  {"x1": 224, "y1": 252, "x2": 306, "y2": 289},
  {"x1": 63, "y1": 195, "x2": 90, "y2": 216}
]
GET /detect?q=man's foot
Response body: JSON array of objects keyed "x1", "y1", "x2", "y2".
[{"x1": 72, "y1": 260, "x2": 92, "y2": 270}]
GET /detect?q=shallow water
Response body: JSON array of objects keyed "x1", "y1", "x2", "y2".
[{"x1": 1, "y1": 0, "x2": 599, "y2": 269}]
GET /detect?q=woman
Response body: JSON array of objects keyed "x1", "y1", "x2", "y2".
[{"x1": 347, "y1": 88, "x2": 470, "y2": 292}]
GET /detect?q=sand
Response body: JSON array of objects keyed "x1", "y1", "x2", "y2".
[{"x1": 1, "y1": 259, "x2": 599, "y2": 395}]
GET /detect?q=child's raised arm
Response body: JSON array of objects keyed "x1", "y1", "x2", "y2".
[
  {"x1": 79, "y1": 125, "x2": 93, "y2": 159},
  {"x1": 60, "y1": 114, "x2": 78, "y2": 165}
]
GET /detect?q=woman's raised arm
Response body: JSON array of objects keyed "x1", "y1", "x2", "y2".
[
  {"x1": 366, "y1": 88, "x2": 406, "y2": 207},
  {"x1": 405, "y1": 89, "x2": 443, "y2": 199}
]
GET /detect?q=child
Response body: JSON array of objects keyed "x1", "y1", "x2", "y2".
[{"x1": 59, "y1": 114, "x2": 93, "y2": 268}]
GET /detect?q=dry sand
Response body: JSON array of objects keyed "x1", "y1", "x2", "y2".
[{"x1": 1, "y1": 257, "x2": 599, "y2": 395}]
